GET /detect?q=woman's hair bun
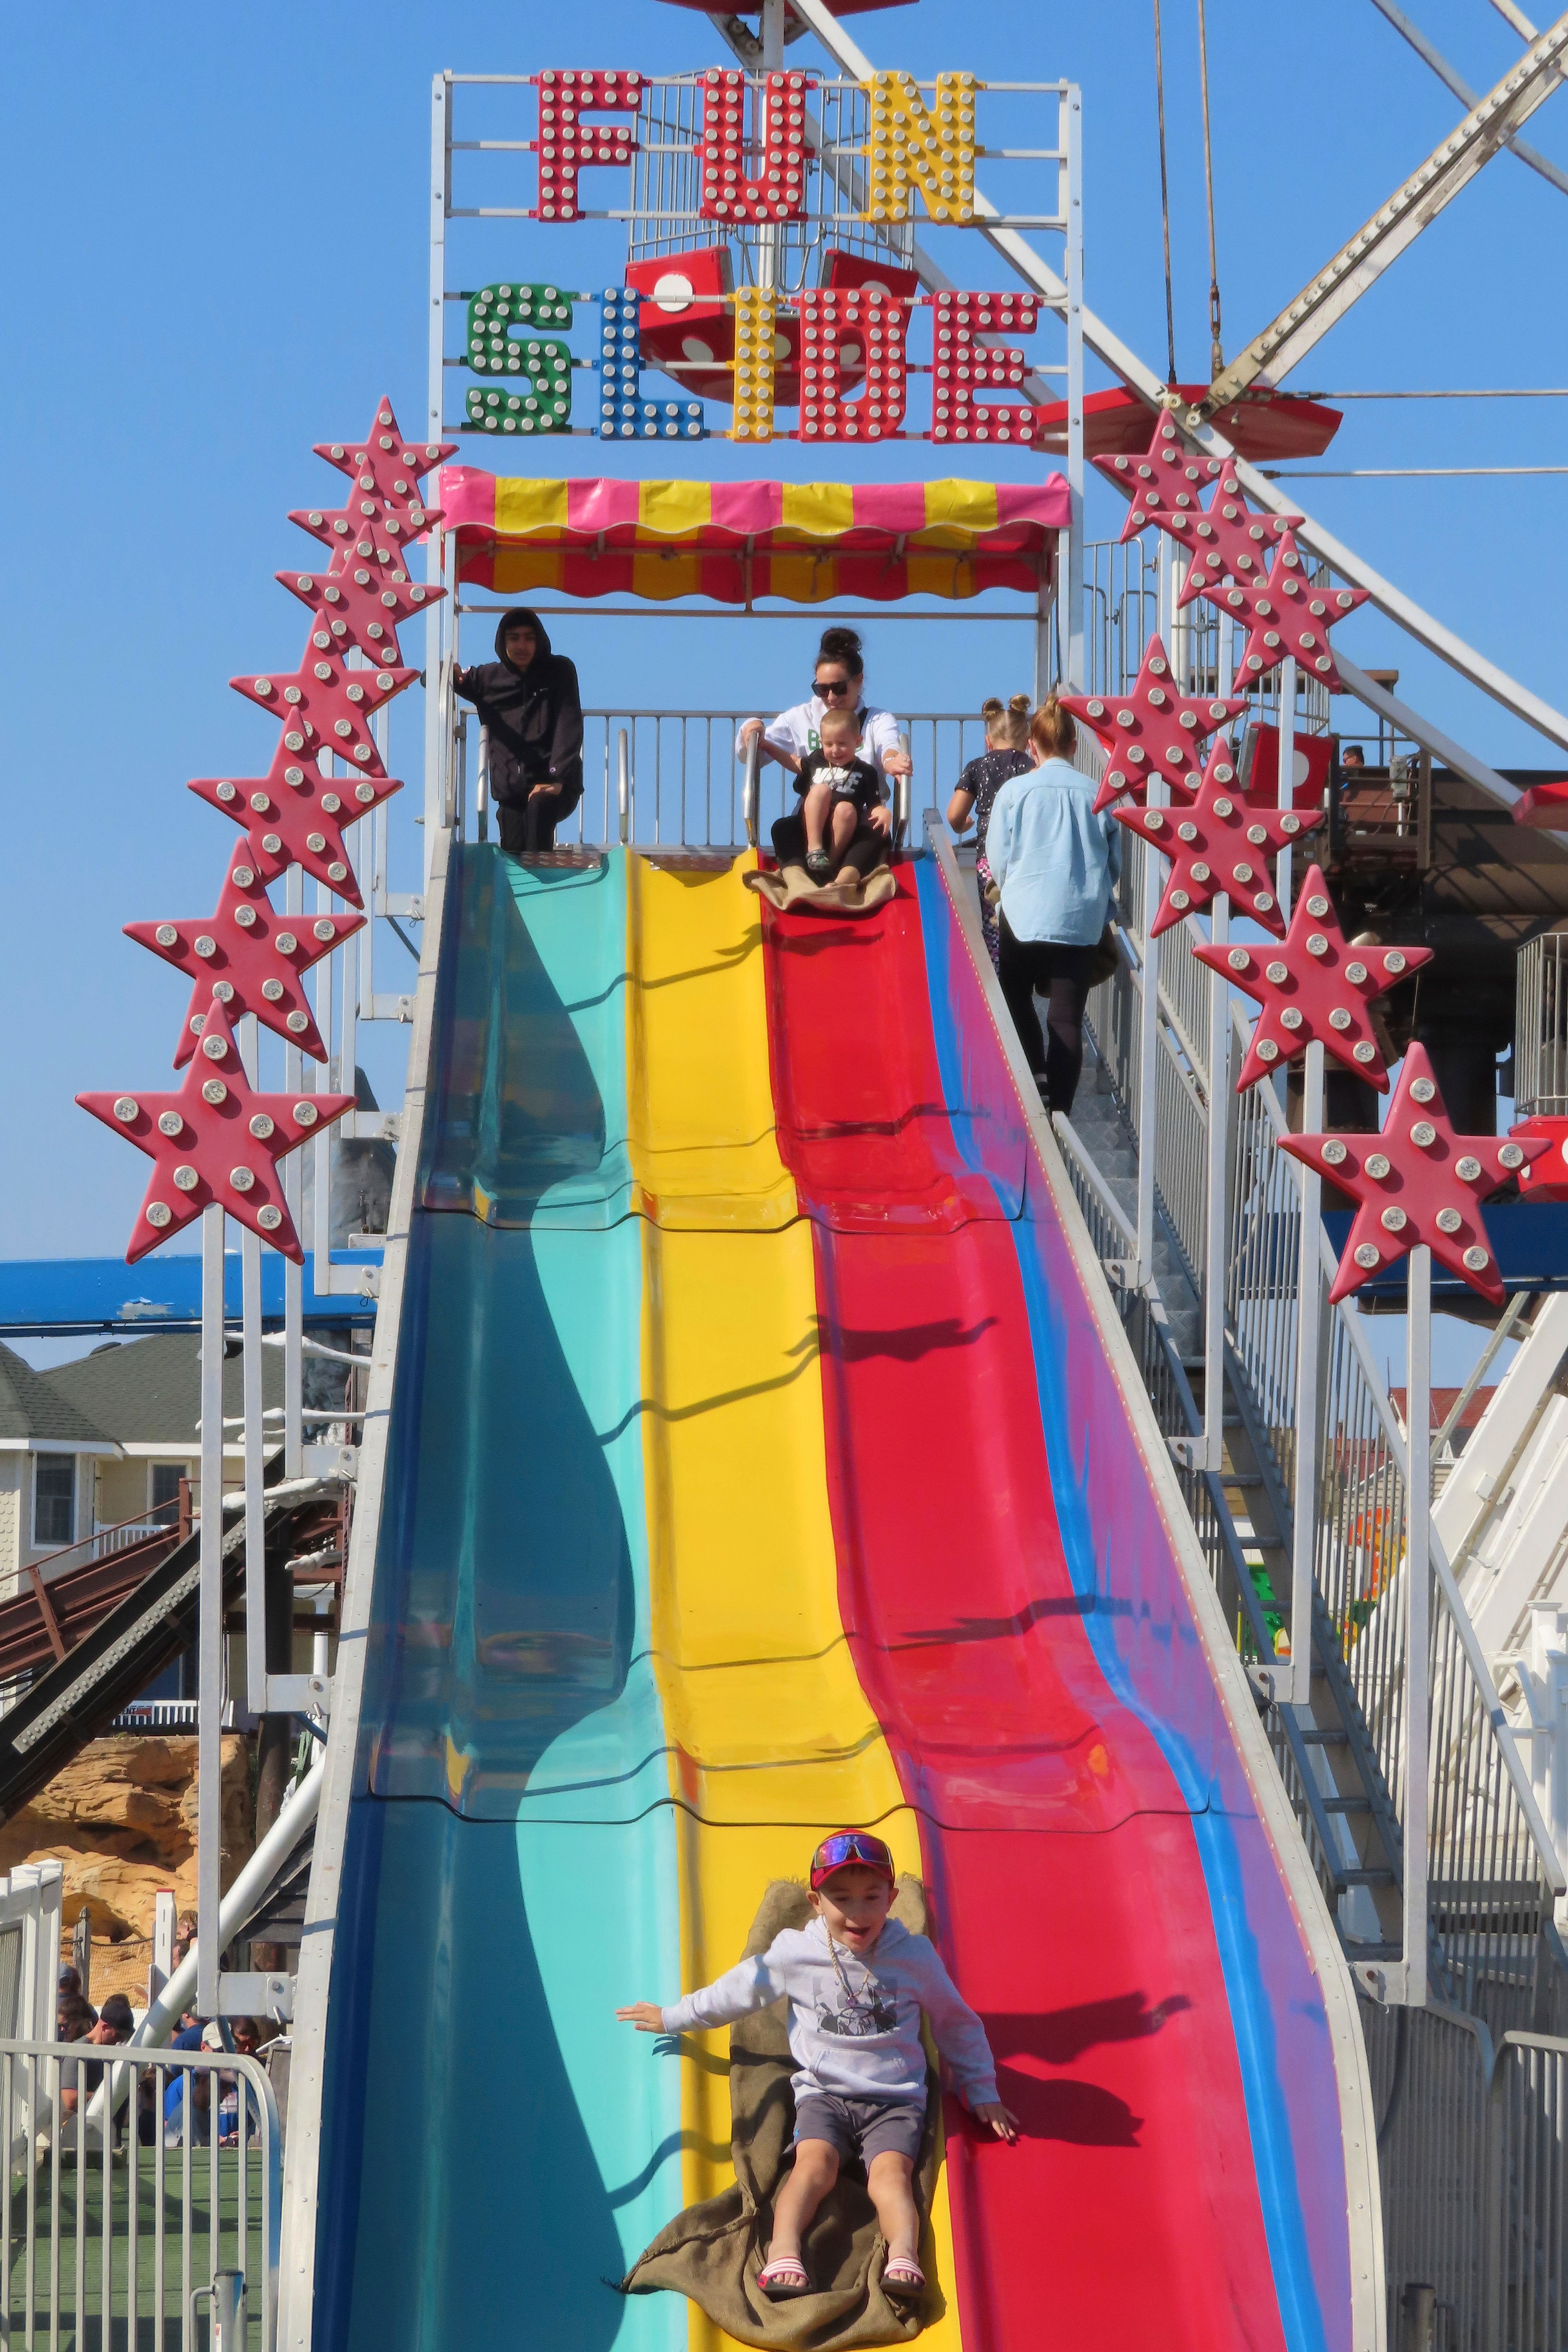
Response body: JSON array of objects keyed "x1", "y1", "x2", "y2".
[
  {"x1": 1008, "y1": 692, "x2": 1031, "y2": 716},
  {"x1": 1031, "y1": 692, "x2": 1078, "y2": 758},
  {"x1": 817, "y1": 624, "x2": 864, "y2": 673},
  {"x1": 980, "y1": 696, "x2": 1004, "y2": 720}
]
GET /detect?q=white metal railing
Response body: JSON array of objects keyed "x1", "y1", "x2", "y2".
[
  {"x1": 1516, "y1": 930, "x2": 1568, "y2": 1120},
  {"x1": 1082, "y1": 865, "x2": 1566, "y2": 2011},
  {"x1": 0, "y1": 2038, "x2": 281, "y2": 2350},
  {"x1": 1360, "y1": 2001, "x2": 1568, "y2": 2351},
  {"x1": 557, "y1": 707, "x2": 996, "y2": 848}
]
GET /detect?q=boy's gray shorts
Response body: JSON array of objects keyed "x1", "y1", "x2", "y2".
[{"x1": 793, "y1": 2092, "x2": 925, "y2": 2167}]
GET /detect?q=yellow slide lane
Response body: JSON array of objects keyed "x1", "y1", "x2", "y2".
[{"x1": 627, "y1": 853, "x2": 964, "y2": 2352}]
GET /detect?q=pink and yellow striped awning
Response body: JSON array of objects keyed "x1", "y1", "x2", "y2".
[{"x1": 440, "y1": 471, "x2": 1068, "y2": 604}]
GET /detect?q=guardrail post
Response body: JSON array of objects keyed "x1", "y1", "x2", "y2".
[
  {"x1": 198, "y1": 1204, "x2": 225, "y2": 2022},
  {"x1": 1289, "y1": 1038, "x2": 1325, "y2": 1707},
  {"x1": 1134, "y1": 825, "x2": 1161, "y2": 1291},
  {"x1": 1204, "y1": 897, "x2": 1230, "y2": 1473},
  {"x1": 617, "y1": 726, "x2": 630, "y2": 846},
  {"x1": 1403, "y1": 1242, "x2": 1433, "y2": 2005},
  {"x1": 477, "y1": 720, "x2": 490, "y2": 844},
  {"x1": 894, "y1": 731, "x2": 912, "y2": 847}
]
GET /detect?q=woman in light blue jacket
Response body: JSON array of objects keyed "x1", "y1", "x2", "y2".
[{"x1": 985, "y1": 695, "x2": 1121, "y2": 1115}]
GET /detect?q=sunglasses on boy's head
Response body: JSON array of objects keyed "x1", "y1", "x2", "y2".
[
  {"x1": 811, "y1": 1830, "x2": 895, "y2": 1886},
  {"x1": 815, "y1": 676, "x2": 855, "y2": 697}
]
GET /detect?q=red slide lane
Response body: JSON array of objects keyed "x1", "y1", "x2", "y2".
[{"x1": 762, "y1": 879, "x2": 1287, "y2": 2352}]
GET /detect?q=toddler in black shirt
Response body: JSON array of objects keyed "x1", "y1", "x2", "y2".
[{"x1": 797, "y1": 705, "x2": 884, "y2": 880}]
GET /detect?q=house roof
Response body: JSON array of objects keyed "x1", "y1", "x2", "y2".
[
  {"x1": 0, "y1": 1344, "x2": 116, "y2": 1449},
  {"x1": 47, "y1": 1333, "x2": 286, "y2": 1449}
]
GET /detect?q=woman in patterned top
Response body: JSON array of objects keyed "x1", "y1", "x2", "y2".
[{"x1": 947, "y1": 695, "x2": 1033, "y2": 968}]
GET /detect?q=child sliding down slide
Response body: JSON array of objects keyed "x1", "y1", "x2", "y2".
[{"x1": 618, "y1": 1830, "x2": 1017, "y2": 2303}]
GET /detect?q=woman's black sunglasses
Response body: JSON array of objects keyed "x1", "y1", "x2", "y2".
[{"x1": 815, "y1": 676, "x2": 856, "y2": 696}]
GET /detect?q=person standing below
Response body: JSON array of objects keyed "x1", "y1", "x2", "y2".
[
  {"x1": 986, "y1": 696, "x2": 1121, "y2": 1117},
  {"x1": 946, "y1": 694, "x2": 1033, "y2": 970},
  {"x1": 454, "y1": 606, "x2": 584, "y2": 854},
  {"x1": 738, "y1": 626, "x2": 913, "y2": 878}
]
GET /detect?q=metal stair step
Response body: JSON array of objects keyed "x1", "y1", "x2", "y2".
[
  {"x1": 1338, "y1": 1867, "x2": 1397, "y2": 1887},
  {"x1": 1342, "y1": 1941, "x2": 1401, "y2": 1962},
  {"x1": 1322, "y1": 1796, "x2": 1372, "y2": 1814},
  {"x1": 1299, "y1": 1728, "x2": 1348, "y2": 1745}
]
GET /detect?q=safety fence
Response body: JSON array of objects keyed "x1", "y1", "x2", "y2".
[
  {"x1": 1079, "y1": 843, "x2": 1559, "y2": 2013},
  {"x1": 0, "y1": 2038, "x2": 281, "y2": 2350},
  {"x1": 1360, "y1": 1999, "x2": 1568, "y2": 2352}
]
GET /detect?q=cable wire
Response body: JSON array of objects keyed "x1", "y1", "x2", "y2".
[
  {"x1": 1195, "y1": 0, "x2": 1223, "y2": 377},
  {"x1": 1152, "y1": 0, "x2": 1178, "y2": 385}
]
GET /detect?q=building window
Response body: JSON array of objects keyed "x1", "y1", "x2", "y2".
[
  {"x1": 33, "y1": 1457, "x2": 75, "y2": 1549},
  {"x1": 150, "y1": 1464, "x2": 185, "y2": 1519}
]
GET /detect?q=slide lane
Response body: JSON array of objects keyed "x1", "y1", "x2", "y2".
[
  {"x1": 758, "y1": 864, "x2": 1356, "y2": 2352},
  {"x1": 319, "y1": 849, "x2": 685, "y2": 2352},
  {"x1": 625, "y1": 852, "x2": 963, "y2": 2352}
]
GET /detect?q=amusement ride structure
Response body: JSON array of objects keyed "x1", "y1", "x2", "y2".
[{"x1": 9, "y1": 2, "x2": 1568, "y2": 2348}]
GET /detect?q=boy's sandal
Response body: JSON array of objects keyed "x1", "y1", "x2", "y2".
[
  {"x1": 759, "y1": 2258, "x2": 811, "y2": 2298},
  {"x1": 882, "y1": 2257, "x2": 926, "y2": 2299},
  {"x1": 804, "y1": 850, "x2": 833, "y2": 881}
]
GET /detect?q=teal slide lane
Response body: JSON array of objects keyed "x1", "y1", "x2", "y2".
[{"x1": 316, "y1": 848, "x2": 685, "y2": 2352}]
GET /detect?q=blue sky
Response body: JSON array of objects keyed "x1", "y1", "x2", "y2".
[{"x1": 3, "y1": 0, "x2": 1566, "y2": 1378}]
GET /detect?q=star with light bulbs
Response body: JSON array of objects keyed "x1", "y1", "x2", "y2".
[
  {"x1": 276, "y1": 558, "x2": 445, "y2": 667},
  {"x1": 125, "y1": 844, "x2": 362, "y2": 1066},
  {"x1": 1060, "y1": 635, "x2": 1248, "y2": 811},
  {"x1": 229, "y1": 632, "x2": 414, "y2": 772},
  {"x1": 310, "y1": 400, "x2": 454, "y2": 532},
  {"x1": 1202, "y1": 531, "x2": 1369, "y2": 692},
  {"x1": 1192, "y1": 863, "x2": 1433, "y2": 1090},
  {"x1": 77, "y1": 997, "x2": 356, "y2": 1265},
  {"x1": 1114, "y1": 738, "x2": 1322, "y2": 936},
  {"x1": 1172, "y1": 460, "x2": 1299, "y2": 606},
  {"x1": 1094, "y1": 411, "x2": 1298, "y2": 597},
  {"x1": 1279, "y1": 1043, "x2": 1547, "y2": 1304},
  {"x1": 189, "y1": 737, "x2": 401, "y2": 907}
]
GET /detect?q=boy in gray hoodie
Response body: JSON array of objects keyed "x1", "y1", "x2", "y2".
[{"x1": 617, "y1": 1828, "x2": 1016, "y2": 2302}]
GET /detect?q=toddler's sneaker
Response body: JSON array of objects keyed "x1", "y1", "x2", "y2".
[{"x1": 804, "y1": 849, "x2": 833, "y2": 881}]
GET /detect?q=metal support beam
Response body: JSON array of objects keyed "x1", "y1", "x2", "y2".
[
  {"x1": 779, "y1": 0, "x2": 1568, "y2": 766},
  {"x1": 197, "y1": 1206, "x2": 225, "y2": 2023},
  {"x1": 1367, "y1": 0, "x2": 1568, "y2": 200},
  {"x1": 1403, "y1": 1244, "x2": 1433, "y2": 2003},
  {"x1": 1291, "y1": 1041, "x2": 1325, "y2": 1709},
  {"x1": 1205, "y1": 14, "x2": 1568, "y2": 411}
]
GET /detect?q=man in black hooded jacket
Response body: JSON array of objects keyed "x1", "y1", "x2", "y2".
[{"x1": 454, "y1": 606, "x2": 585, "y2": 853}]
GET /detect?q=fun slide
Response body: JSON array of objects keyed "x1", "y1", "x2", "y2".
[{"x1": 301, "y1": 834, "x2": 1379, "y2": 2352}]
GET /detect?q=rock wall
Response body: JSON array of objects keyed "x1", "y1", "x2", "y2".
[{"x1": 0, "y1": 1734, "x2": 254, "y2": 2007}]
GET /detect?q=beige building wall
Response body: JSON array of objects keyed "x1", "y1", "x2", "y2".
[{"x1": 0, "y1": 1457, "x2": 21, "y2": 1599}]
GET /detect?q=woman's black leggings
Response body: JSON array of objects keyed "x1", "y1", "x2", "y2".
[{"x1": 997, "y1": 918, "x2": 1095, "y2": 1114}]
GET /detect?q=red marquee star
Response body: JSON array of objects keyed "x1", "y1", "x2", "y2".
[
  {"x1": 1172, "y1": 461, "x2": 1300, "y2": 607},
  {"x1": 1093, "y1": 409, "x2": 1223, "y2": 546},
  {"x1": 1192, "y1": 863, "x2": 1432, "y2": 1090},
  {"x1": 276, "y1": 559, "x2": 445, "y2": 668},
  {"x1": 288, "y1": 489, "x2": 435, "y2": 569},
  {"x1": 77, "y1": 997, "x2": 356, "y2": 1264},
  {"x1": 310, "y1": 399, "x2": 454, "y2": 527},
  {"x1": 1279, "y1": 1043, "x2": 1546, "y2": 1304},
  {"x1": 189, "y1": 737, "x2": 401, "y2": 907},
  {"x1": 125, "y1": 844, "x2": 362, "y2": 1067},
  {"x1": 1060, "y1": 635, "x2": 1248, "y2": 811},
  {"x1": 229, "y1": 631, "x2": 414, "y2": 774},
  {"x1": 1114, "y1": 738, "x2": 1322, "y2": 936},
  {"x1": 1203, "y1": 532, "x2": 1369, "y2": 692}
]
